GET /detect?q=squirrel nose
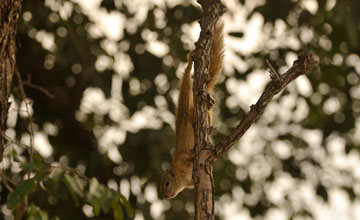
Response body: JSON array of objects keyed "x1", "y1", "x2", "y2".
[
  {"x1": 163, "y1": 192, "x2": 174, "y2": 199},
  {"x1": 163, "y1": 193, "x2": 170, "y2": 199}
]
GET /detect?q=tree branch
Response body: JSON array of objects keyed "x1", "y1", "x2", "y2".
[
  {"x1": 23, "y1": 74, "x2": 55, "y2": 99},
  {"x1": 210, "y1": 51, "x2": 318, "y2": 162}
]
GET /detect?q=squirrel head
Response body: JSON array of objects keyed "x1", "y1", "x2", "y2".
[{"x1": 161, "y1": 168, "x2": 184, "y2": 199}]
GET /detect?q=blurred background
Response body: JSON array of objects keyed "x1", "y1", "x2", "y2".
[{"x1": 2, "y1": 0, "x2": 360, "y2": 219}]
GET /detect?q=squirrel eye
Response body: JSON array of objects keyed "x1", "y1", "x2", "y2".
[{"x1": 165, "y1": 180, "x2": 170, "y2": 187}]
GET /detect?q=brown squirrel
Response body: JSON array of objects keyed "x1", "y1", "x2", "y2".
[{"x1": 161, "y1": 20, "x2": 224, "y2": 199}]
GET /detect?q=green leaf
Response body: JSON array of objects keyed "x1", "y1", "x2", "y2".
[
  {"x1": 27, "y1": 203, "x2": 38, "y2": 214},
  {"x1": 119, "y1": 194, "x2": 134, "y2": 218},
  {"x1": 20, "y1": 155, "x2": 43, "y2": 173},
  {"x1": 112, "y1": 201, "x2": 123, "y2": 220},
  {"x1": 7, "y1": 178, "x2": 37, "y2": 209},
  {"x1": 16, "y1": 178, "x2": 36, "y2": 195},
  {"x1": 33, "y1": 155, "x2": 43, "y2": 168},
  {"x1": 64, "y1": 174, "x2": 84, "y2": 197},
  {"x1": 7, "y1": 192, "x2": 22, "y2": 210},
  {"x1": 64, "y1": 174, "x2": 82, "y2": 206},
  {"x1": 41, "y1": 178, "x2": 68, "y2": 200},
  {"x1": 12, "y1": 149, "x2": 22, "y2": 162},
  {"x1": 52, "y1": 169, "x2": 65, "y2": 183},
  {"x1": 27, "y1": 204, "x2": 48, "y2": 220},
  {"x1": 88, "y1": 178, "x2": 101, "y2": 198},
  {"x1": 21, "y1": 162, "x2": 40, "y2": 172},
  {"x1": 39, "y1": 211, "x2": 48, "y2": 220},
  {"x1": 28, "y1": 210, "x2": 48, "y2": 220},
  {"x1": 86, "y1": 178, "x2": 102, "y2": 216},
  {"x1": 100, "y1": 189, "x2": 116, "y2": 213},
  {"x1": 92, "y1": 201, "x2": 101, "y2": 216}
]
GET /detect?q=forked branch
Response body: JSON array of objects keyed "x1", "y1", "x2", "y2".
[{"x1": 209, "y1": 52, "x2": 318, "y2": 163}]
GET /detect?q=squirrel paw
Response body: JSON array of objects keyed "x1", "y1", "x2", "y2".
[
  {"x1": 207, "y1": 94, "x2": 215, "y2": 110},
  {"x1": 186, "y1": 151, "x2": 196, "y2": 162},
  {"x1": 189, "y1": 50, "x2": 196, "y2": 61}
]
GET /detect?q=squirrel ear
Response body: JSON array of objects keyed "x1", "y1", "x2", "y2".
[{"x1": 165, "y1": 169, "x2": 175, "y2": 177}]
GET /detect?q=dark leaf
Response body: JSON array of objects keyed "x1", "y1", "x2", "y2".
[
  {"x1": 7, "y1": 178, "x2": 36, "y2": 209},
  {"x1": 228, "y1": 32, "x2": 244, "y2": 38},
  {"x1": 100, "y1": 0, "x2": 116, "y2": 11},
  {"x1": 119, "y1": 194, "x2": 135, "y2": 218},
  {"x1": 316, "y1": 184, "x2": 328, "y2": 201}
]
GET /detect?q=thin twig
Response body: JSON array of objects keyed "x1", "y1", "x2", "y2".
[
  {"x1": 23, "y1": 74, "x2": 55, "y2": 98},
  {"x1": 15, "y1": 200, "x2": 27, "y2": 220},
  {"x1": 266, "y1": 59, "x2": 282, "y2": 84},
  {"x1": 1, "y1": 171, "x2": 15, "y2": 192},
  {"x1": 15, "y1": 68, "x2": 34, "y2": 163},
  {"x1": 1, "y1": 133, "x2": 31, "y2": 150},
  {"x1": 2, "y1": 133, "x2": 90, "y2": 182},
  {"x1": 54, "y1": 165, "x2": 90, "y2": 182},
  {"x1": 51, "y1": 165, "x2": 89, "y2": 182}
]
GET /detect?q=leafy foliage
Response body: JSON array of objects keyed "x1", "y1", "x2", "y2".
[{"x1": 5, "y1": 152, "x2": 133, "y2": 219}]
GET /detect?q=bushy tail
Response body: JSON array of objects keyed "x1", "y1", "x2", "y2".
[
  {"x1": 175, "y1": 52, "x2": 194, "y2": 138},
  {"x1": 207, "y1": 19, "x2": 224, "y2": 92}
]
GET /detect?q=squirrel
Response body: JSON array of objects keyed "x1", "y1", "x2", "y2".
[{"x1": 161, "y1": 20, "x2": 224, "y2": 199}]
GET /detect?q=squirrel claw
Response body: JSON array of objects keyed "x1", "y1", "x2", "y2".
[
  {"x1": 207, "y1": 94, "x2": 215, "y2": 110},
  {"x1": 189, "y1": 50, "x2": 196, "y2": 61},
  {"x1": 189, "y1": 151, "x2": 196, "y2": 161}
]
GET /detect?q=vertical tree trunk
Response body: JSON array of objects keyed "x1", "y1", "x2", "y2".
[
  {"x1": 0, "y1": 0, "x2": 23, "y2": 162},
  {"x1": 192, "y1": 1, "x2": 225, "y2": 220}
]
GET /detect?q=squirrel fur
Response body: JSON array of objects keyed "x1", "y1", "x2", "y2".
[{"x1": 161, "y1": 20, "x2": 224, "y2": 199}]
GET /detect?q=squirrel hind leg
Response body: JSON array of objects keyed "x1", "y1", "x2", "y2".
[{"x1": 207, "y1": 94, "x2": 215, "y2": 110}]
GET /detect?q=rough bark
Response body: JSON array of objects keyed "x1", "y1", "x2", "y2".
[
  {"x1": 0, "y1": 0, "x2": 23, "y2": 162},
  {"x1": 192, "y1": 1, "x2": 225, "y2": 220},
  {"x1": 191, "y1": 1, "x2": 318, "y2": 220}
]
